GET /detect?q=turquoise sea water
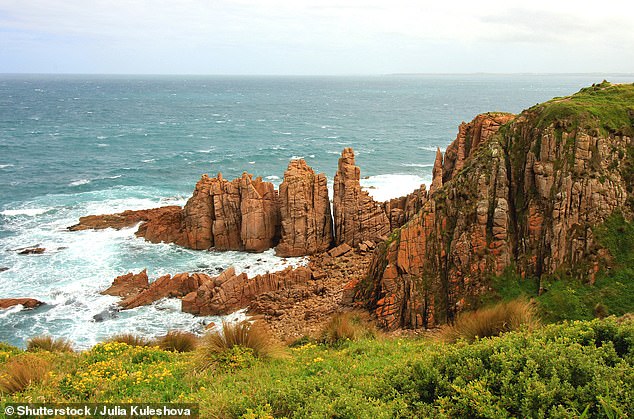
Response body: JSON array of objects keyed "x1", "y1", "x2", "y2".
[{"x1": 1, "y1": 74, "x2": 633, "y2": 348}]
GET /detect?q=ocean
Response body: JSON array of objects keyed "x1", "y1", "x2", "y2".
[{"x1": 2, "y1": 74, "x2": 633, "y2": 348}]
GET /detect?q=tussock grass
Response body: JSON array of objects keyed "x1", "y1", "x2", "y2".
[
  {"x1": 0, "y1": 354, "x2": 50, "y2": 394},
  {"x1": 155, "y1": 331, "x2": 198, "y2": 352},
  {"x1": 439, "y1": 299, "x2": 540, "y2": 343},
  {"x1": 320, "y1": 311, "x2": 376, "y2": 345},
  {"x1": 106, "y1": 334, "x2": 150, "y2": 347},
  {"x1": 196, "y1": 321, "x2": 282, "y2": 370},
  {"x1": 26, "y1": 335, "x2": 74, "y2": 353}
]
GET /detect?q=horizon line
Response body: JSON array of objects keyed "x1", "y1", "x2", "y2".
[{"x1": 1, "y1": 72, "x2": 634, "y2": 78}]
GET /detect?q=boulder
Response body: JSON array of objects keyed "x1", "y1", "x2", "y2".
[{"x1": 328, "y1": 243, "x2": 352, "y2": 258}]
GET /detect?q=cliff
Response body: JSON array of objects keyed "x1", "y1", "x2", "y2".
[{"x1": 356, "y1": 82, "x2": 634, "y2": 329}]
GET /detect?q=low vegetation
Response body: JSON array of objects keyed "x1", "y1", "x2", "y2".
[
  {"x1": 319, "y1": 310, "x2": 376, "y2": 345},
  {"x1": 0, "y1": 354, "x2": 50, "y2": 394},
  {"x1": 439, "y1": 299, "x2": 540, "y2": 343},
  {"x1": 154, "y1": 330, "x2": 198, "y2": 353},
  {"x1": 0, "y1": 317, "x2": 631, "y2": 417},
  {"x1": 26, "y1": 335, "x2": 74, "y2": 353},
  {"x1": 196, "y1": 321, "x2": 282, "y2": 371},
  {"x1": 106, "y1": 334, "x2": 150, "y2": 347}
]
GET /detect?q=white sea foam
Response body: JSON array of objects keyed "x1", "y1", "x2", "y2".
[
  {"x1": 0, "y1": 164, "x2": 14, "y2": 169},
  {"x1": 96, "y1": 135, "x2": 107, "y2": 140},
  {"x1": 360, "y1": 174, "x2": 428, "y2": 202},
  {"x1": 249, "y1": 161, "x2": 256, "y2": 164},
  {"x1": 290, "y1": 156, "x2": 304, "y2": 160},
  {"x1": 265, "y1": 175, "x2": 280, "y2": 180},
  {"x1": 1, "y1": 208, "x2": 51, "y2": 217},
  {"x1": 197, "y1": 148, "x2": 215, "y2": 153},
  {"x1": 418, "y1": 146, "x2": 446, "y2": 153},
  {"x1": 69, "y1": 179, "x2": 91, "y2": 186},
  {"x1": 97, "y1": 143, "x2": 109, "y2": 147},
  {"x1": 401, "y1": 163, "x2": 434, "y2": 168},
  {"x1": 142, "y1": 159, "x2": 156, "y2": 163},
  {"x1": 0, "y1": 187, "x2": 306, "y2": 349}
]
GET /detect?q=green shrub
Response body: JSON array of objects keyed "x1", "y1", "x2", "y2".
[
  {"x1": 391, "y1": 317, "x2": 634, "y2": 417},
  {"x1": 439, "y1": 299, "x2": 540, "y2": 343},
  {"x1": 26, "y1": 335, "x2": 74, "y2": 353}
]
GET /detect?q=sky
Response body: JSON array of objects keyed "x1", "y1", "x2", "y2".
[{"x1": 1, "y1": 0, "x2": 633, "y2": 75}]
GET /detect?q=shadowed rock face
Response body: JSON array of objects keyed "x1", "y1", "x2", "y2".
[
  {"x1": 356, "y1": 84, "x2": 634, "y2": 330},
  {"x1": 333, "y1": 148, "x2": 391, "y2": 247},
  {"x1": 276, "y1": 159, "x2": 333, "y2": 257}
]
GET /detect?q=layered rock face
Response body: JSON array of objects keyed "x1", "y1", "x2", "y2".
[
  {"x1": 382, "y1": 184, "x2": 428, "y2": 230},
  {"x1": 181, "y1": 266, "x2": 313, "y2": 316},
  {"x1": 276, "y1": 160, "x2": 333, "y2": 257},
  {"x1": 356, "y1": 83, "x2": 634, "y2": 329},
  {"x1": 333, "y1": 148, "x2": 391, "y2": 247},
  {"x1": 118, "y1": 272, "x2": 211, "y2": 310}
]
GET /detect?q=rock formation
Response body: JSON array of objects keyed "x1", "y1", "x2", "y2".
[
  {"x1": 276, "y1": 159, "x2": 333, "y2": 257},
  {"x1": 101, "y1": 270, "x2": 150, "y2": 299},
  {"x1": 181, "y1": 266, "x2": 313, "y2": 316},
  {"x1": 333, "y1": 148, "x2": 391, "y2": 247},
  {"x1": 355, "y1": 82, "x2": 634, "y2": 329},
  {"x1": 119, "y1": 272, "x2": 210, "y2": 310},
  {"x1": 0, "y1": 298, "x2": 44, "y2": 310},
  {"x1": 442, "y1": 113, "x2": 515, "y2": 183},
  {"x1": 68, "y1": 207, "x2": 183, "y2": 232},
  {"x1": 382, "y1": 184, "x2": 428, "y2": 230},
  {"x1": 141, "y1": 173, "x2": 279, "y2": 252}
]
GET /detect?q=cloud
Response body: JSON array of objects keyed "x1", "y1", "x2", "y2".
[{"x1": 0, "y1": 0, "x2": 632, "y2": 73}]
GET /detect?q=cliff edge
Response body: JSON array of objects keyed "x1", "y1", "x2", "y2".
[{"x1": 355, "y1": 81, "x2": 634, "y2": 329}]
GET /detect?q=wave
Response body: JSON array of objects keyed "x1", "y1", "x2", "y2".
[
  {"x1": 0, "y1": 164, "x2": 14, "y2": 169},
  {"x1": 97, "y1": 143, "x2": 109, "y2": 147},
  {"x1": 360, "y1": 174, "x2": 429, "y2": 202},
  {"x1": 69, "y1": 179, "x2": 91, "y2": 186},
  {"x1": 265, "y1": 175, "x2": 280, "y2": 181},
  {"x1": 418, "y1": 146, "x2": 446, "y2": 153},
  {"x1": 196, "y1": 148, "x2": 215, "y2": 153},
  {"x1": 401, "y1": 163, "x2": 434, "y2": 168},
  {"x1": 1, "y1": 208, "x2": 51, "y2": 217}
]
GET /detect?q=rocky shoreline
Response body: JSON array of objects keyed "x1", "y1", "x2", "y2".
[{"x1": 61, "y1": 82, "x2": 633, "y2": 336}]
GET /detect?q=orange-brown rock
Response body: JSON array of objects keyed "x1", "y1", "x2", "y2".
[
  {"x1": 119, "y1": 272, "x2": 211, "y2": 310},
  {"x1": 68, "y1": 206, "x2": 182, "y2": 232},
  {"x1": 429, "y1": 148, "x2": 444, "y2": 195},
  {"x1": 135, "y1": 207, "x2": 187, "y2": 246},
  {"x1": 356, "y1": 83, "x2": 634, "y2": 330},
  {"x1": 442, "y1": 112, "x2": 515, "y2": 183},
  {"x1": 276, "y1": 159, "x2": 333, "y2": 257},
  {"x1": 181, "y1": 266, "x2": 313, "y2": 316},
  {"x1": 382, "y1": 184, "x2": 428, "y2": 230},
  {"x1": 239, "y1": 173, "x2": 279, "y2": 252},
  {"x1": 0, "y1": 298, "x2": 44, "y2": 310},
  {"x1": 101, "y1": 270, "x2": 150, "y2": 299},
  {"x1": 333, "y1": 148, "x2": 390, "y2": 247}
]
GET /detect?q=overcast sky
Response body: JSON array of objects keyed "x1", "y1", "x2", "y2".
[{"x1": 1, "y1": 0, "x2": 633, "y2": 75}]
